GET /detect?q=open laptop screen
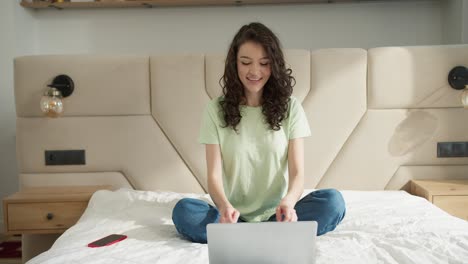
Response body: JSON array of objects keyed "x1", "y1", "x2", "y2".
[{"x1": 207, "y1": 221, "x2": 317, "y2": 264}]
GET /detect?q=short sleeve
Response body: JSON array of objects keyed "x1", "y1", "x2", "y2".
[
  {"x1": 198, "y1": 101, "x2": 220, "y2": 144},
  {"x1": 288, "y1": 97, "x2": 311, "y2": 139}
]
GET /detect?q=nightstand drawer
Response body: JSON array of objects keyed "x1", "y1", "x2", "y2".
[
  {"x1": 7, "y1": 202, "x2": 87, "y2": 232},
  {"x1": 433, "y1": 196, "x2": 468, "y2": 221}
]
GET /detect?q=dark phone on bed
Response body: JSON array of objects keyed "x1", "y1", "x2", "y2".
[{"x1": 87, "y1": 234, "x2": 127, "y2": 248}]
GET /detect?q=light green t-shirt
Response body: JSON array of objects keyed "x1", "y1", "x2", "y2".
[{"x1": 198, "y1": 96, "x2": 311, "y2": 222}]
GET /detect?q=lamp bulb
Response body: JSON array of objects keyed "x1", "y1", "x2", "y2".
[
  {"x1": 40, "y1": 88, "x2": 64, "y2": 117},
  {"x1": 462, "y1": 88, "x2": 468, "y2": 109}
]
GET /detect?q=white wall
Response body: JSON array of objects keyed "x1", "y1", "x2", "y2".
[
  {"x1": 33, "y1": 0, "x2": 443, "y2": 54},
  {"x1": 442, "y1": 0, "x2": 463, "y2": 44},
  {"x1": 442, "y1": 0, "x2": 468, "y2": 44},
  {"x1": 463, "y1": 0, "x2": 468, "y2": 43},
  {"x1": 0, "y1": 0, "x2": 35, "y2": 229},
  {"x1": 441, "y1": 0, "x2": 468, "y2": 44},
  {"x1": 0, "y1": 1, "x2": 17, "y2": 230},
  {"x1": 1, "y1": 0, "x2": 467, "y2": 225},
  {"x1": 0, "y1": 0, "x2": 14, "y2": 231}
]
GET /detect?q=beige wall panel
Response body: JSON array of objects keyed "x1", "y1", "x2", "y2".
[
  {"x1": 318, "y1": 109, "x2": 468, "y2": 190},
  {"x1": 150, "y1": 54, "x2": 209, "y2": 190},
  {"x1": 318, "y1": 110, "x2": 411, "y2": 190},
  {"x1": 16, "y1": 116, "x2": 204, "y2": 193},
  {"x1": 19, "y1": 172, "x2": 133, "y2": 189},
  {"x1": 303, "y1": 48, "x2": 367, "y2": 188},
  {"x1": 392, "y1": 108, "x2": 468, "y2": 164},
  {"x1": 13, "y1": 46, "x2": 468, "y2": 195},
  {"x1": 368, "y1": 45, "x2": 468, "y2": 109},
  {"x1": 15, "y1": 55, "x2": 150, "y2": 117}
]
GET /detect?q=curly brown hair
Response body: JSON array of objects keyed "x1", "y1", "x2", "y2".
[{"x1": 219, "y1": 22, "x2": 295, "y2": 132}]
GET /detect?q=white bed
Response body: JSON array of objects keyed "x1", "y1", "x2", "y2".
[{"x1": 27, "y1": 189, "x2": 468, "y2": 264}]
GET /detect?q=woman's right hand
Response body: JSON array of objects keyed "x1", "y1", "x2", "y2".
[{"x1": 219, "y1": 206, "x2": 240, "y2": 223}]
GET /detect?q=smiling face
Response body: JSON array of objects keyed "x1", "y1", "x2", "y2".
[{"x1": 237, "y1": 41, "x2": 272, "y2": 99}]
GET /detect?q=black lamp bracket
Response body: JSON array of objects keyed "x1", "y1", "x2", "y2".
[
  {"x1": 448, "y1": 66, "x2": 468, "y2": 90},
  {"x1": 47, "y1": 74, "x2": 74, "y2": 97}
]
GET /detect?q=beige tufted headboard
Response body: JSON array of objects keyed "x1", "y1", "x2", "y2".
[{"x1": 14, "y1": 45, "x2": 468, "y2": 194}]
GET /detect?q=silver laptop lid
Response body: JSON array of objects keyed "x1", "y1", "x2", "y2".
[{"x1": 207, "y1": 221, "x2": 317, "y2": 264}]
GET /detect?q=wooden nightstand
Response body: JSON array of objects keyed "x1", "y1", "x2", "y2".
[
  {"x1": 2, "y1": 185, "x2": 112, "y2": 235},
  {"x1": 410, "y1": 180, "x2": 468, "y2": 220}
]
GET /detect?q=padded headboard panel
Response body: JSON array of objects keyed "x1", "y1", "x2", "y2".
[{"x1": 14, "y1": 45, "x2": 468, "y2": 193}]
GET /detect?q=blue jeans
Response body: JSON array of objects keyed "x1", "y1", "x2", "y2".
[{"x1": 172, "y1": 189, "x2": 346, "y2": 244}]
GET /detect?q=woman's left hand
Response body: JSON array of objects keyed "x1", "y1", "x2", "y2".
[{"x1": 275, "y1": 198, "x2": 298, "y2": 222}]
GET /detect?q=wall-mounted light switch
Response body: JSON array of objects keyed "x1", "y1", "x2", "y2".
[
  {"x1": 45, "y1": 150, "x2": 86, "y2": 165},
  {"x1": 437, "y1": 142, "x2": 468, "y2": 158}
]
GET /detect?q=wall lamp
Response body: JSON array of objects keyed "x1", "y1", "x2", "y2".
[
  {"x1": 448, "y1": 66, "x2": 468, "y2": 108},
  {"x1": 40, "y1": 74, "x2": 74, "y2": 117}
]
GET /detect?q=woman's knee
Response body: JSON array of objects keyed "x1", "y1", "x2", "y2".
[
  {"x1": 172, "y1": 198, "x2": 214, "y2": 243},
  {"x1": 322, "y1": 189, "x2": 346, "y2": 223},
  {"x1": 172, "y1": 198, "x2": 201, "y2": 225},
  {"x1": 313, "y1": 189, "x2": 345, "y2": 235},
  {"x1": 173, "y1": 198, "x2": 193, "y2": 213},
  {"x1": 321, "y1": 188, "x2": 344, "y2": 205},
  {"x1": 172, "y1": 198, "x2": 220, "y2": 240},
  {"x1": 322, "y1": 189, "x2": 345, "y2": 214}
]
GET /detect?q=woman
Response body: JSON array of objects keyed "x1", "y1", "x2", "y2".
[{"x1": 172, "y1": 22, "x2": 346, "y2": 244}]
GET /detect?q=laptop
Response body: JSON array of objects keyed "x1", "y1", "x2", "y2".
[{"x1": 207, "y1": 221, "x2": 317, "y2": 264}]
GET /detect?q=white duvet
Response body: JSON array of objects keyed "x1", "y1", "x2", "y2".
[{"x1": 28, "y1": 189, "x2": 468, "y2": 264}]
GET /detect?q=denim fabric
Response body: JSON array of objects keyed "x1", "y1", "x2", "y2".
[
  {"x1": 172, "y1": 198, "x2": 220, "y2": 243},
  {"x1": 172, "y1": 189, "x2": 346, "y2": 244}
]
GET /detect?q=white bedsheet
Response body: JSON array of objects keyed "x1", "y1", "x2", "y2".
[{"x1": 28, "y1": 189, "x2": 468, "y2": 264}]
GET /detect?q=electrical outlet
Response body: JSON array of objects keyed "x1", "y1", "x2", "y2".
[
  {"x1": 437, "y1": 142, "x2": 468, "y2": 158},
  {"x1": 45, "y1": 150, "x2": 86, "y2": 165}
]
